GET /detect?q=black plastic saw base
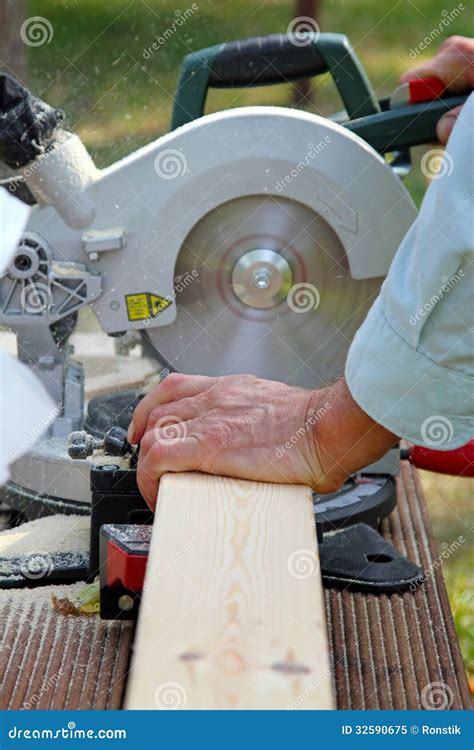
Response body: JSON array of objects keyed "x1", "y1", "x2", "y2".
[
  {"x1": 319, "y1": 523, "x2": 424, "y2": 592},
  {"x1": 0, "y1": 551, "x2": 88, "y2": 589}
]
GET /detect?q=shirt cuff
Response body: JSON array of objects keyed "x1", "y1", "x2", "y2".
[{"x1": 345, "y1": 298, "x2": 474, "y2": 450}]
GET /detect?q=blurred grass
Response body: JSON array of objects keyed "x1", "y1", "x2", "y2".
[
  {"x1": 28, "y1": 0, "x2": 470, "y2": 202},
  {"x1": 420, "y1": 471, "x2": 474, "y2": 687},
  {"x1": 24, "y1": 0, "x2": 473, "y2": 685}
]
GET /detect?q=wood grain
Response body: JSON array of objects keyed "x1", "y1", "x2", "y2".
[{"x1": 125, "y1": 472, "x2": 334, "y2": 710}]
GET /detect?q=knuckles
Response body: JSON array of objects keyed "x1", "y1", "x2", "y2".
[
  {"x1": 202, "y1": 420, "x2": 234, "y2": 448},
  {"x1": 160, "y1": 371, "x2": 186, "y2": 392}
]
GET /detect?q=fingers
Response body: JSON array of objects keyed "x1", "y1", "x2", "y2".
[
  {"x1": 128, "y1": 372, "x2": 214, "y2": 444},
  {"x1": 400, "y1": 36, "x2": 474, "y2": 94},
  {"x1": 143, "y1": 395, "x2": 204, "y2": 439},
  {"x1": 436, "y1": 104, "x2": 464, "y2": 144},
  {"x1": 136, "y1": 434, "x2": 201, "y2": 510},
  {"x1": 400, "y1": 62, "x2": 446, "y2": 86}
]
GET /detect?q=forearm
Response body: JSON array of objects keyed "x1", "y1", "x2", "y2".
[{"x1": 310, "y1": 377, "x2": 398, "y2": 489}]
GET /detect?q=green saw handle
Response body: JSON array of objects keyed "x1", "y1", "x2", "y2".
[
  {"x1": 346, "y1": 92, "x2": 471, "y2": 153},
  {"x1": 171, "y1": 32, "x2": 380, "y2": 129}
]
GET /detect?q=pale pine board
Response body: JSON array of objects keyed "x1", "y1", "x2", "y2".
[{"x1": 125, "y1": 473, "x2": 334, "y2": 710}]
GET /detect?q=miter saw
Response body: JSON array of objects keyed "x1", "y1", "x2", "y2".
[{"x1": 0, "y1": 32, "x2": 470, "y2": 538}]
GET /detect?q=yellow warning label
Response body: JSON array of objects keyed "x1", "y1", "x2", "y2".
[{"x1": 125, "y1": 293, "x2": 172, "y2": 322}]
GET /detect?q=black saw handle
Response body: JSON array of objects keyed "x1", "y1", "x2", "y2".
[
  {"x1": 171, "y1": 31, "x2": 471, "y2": 153},
  {"x1": 171, "y1": 32, "x2": 380, "y2": 128}
]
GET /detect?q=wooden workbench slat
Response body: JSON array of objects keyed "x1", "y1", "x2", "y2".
[{"x1": 125, "y1": 473, "x2": 334, "y2": 710}]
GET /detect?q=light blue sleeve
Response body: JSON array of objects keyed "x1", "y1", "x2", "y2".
[{"x1": 345, "y1": 94, "x2": 474, "y2": 450}]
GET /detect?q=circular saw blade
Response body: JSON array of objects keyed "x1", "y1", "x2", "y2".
[{"x1": 146, "y1": 194, "x2": 380, "y2": 388}]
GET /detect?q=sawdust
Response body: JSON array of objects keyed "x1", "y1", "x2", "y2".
[
  {"x1": 51, "y1": 261, "x2": 85, "y2": 277},
  {"x1": 0, "y1": 514, "x2": 89, "y2": 558},
  {"x1": 0, "y1": 580, "x2": 85, "y2": 608},
  {"x1": 91, "y1": 448, "x2": 131, "y2": 469}
]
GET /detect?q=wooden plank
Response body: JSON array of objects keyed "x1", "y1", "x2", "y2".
[{"x1": 125, "y1": 472, "x2": 334, "y2": 710}]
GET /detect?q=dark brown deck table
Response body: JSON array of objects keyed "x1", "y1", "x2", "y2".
[{"x1": 0, "y1": 462, "x2": 470, "y2": 710}]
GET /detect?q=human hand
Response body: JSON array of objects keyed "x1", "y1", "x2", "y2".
[
  {"x1": 400, "y1": 36, "x2": 474, "y2": 143},
  {"x1": 128, "y1": 373, "x2": 397, "y2": 510}
]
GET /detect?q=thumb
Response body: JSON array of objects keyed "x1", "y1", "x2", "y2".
[{"x1": 436, "y1": 104, "x2": 463, "y2": 144}]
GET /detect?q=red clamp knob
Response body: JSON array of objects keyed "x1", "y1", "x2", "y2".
[
  {"x1": 404, "y1": 439, "x2": 474, "y2": 477},
  {"x1": 407, "y1": 76, "x2": 446, "y2": 103}
]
